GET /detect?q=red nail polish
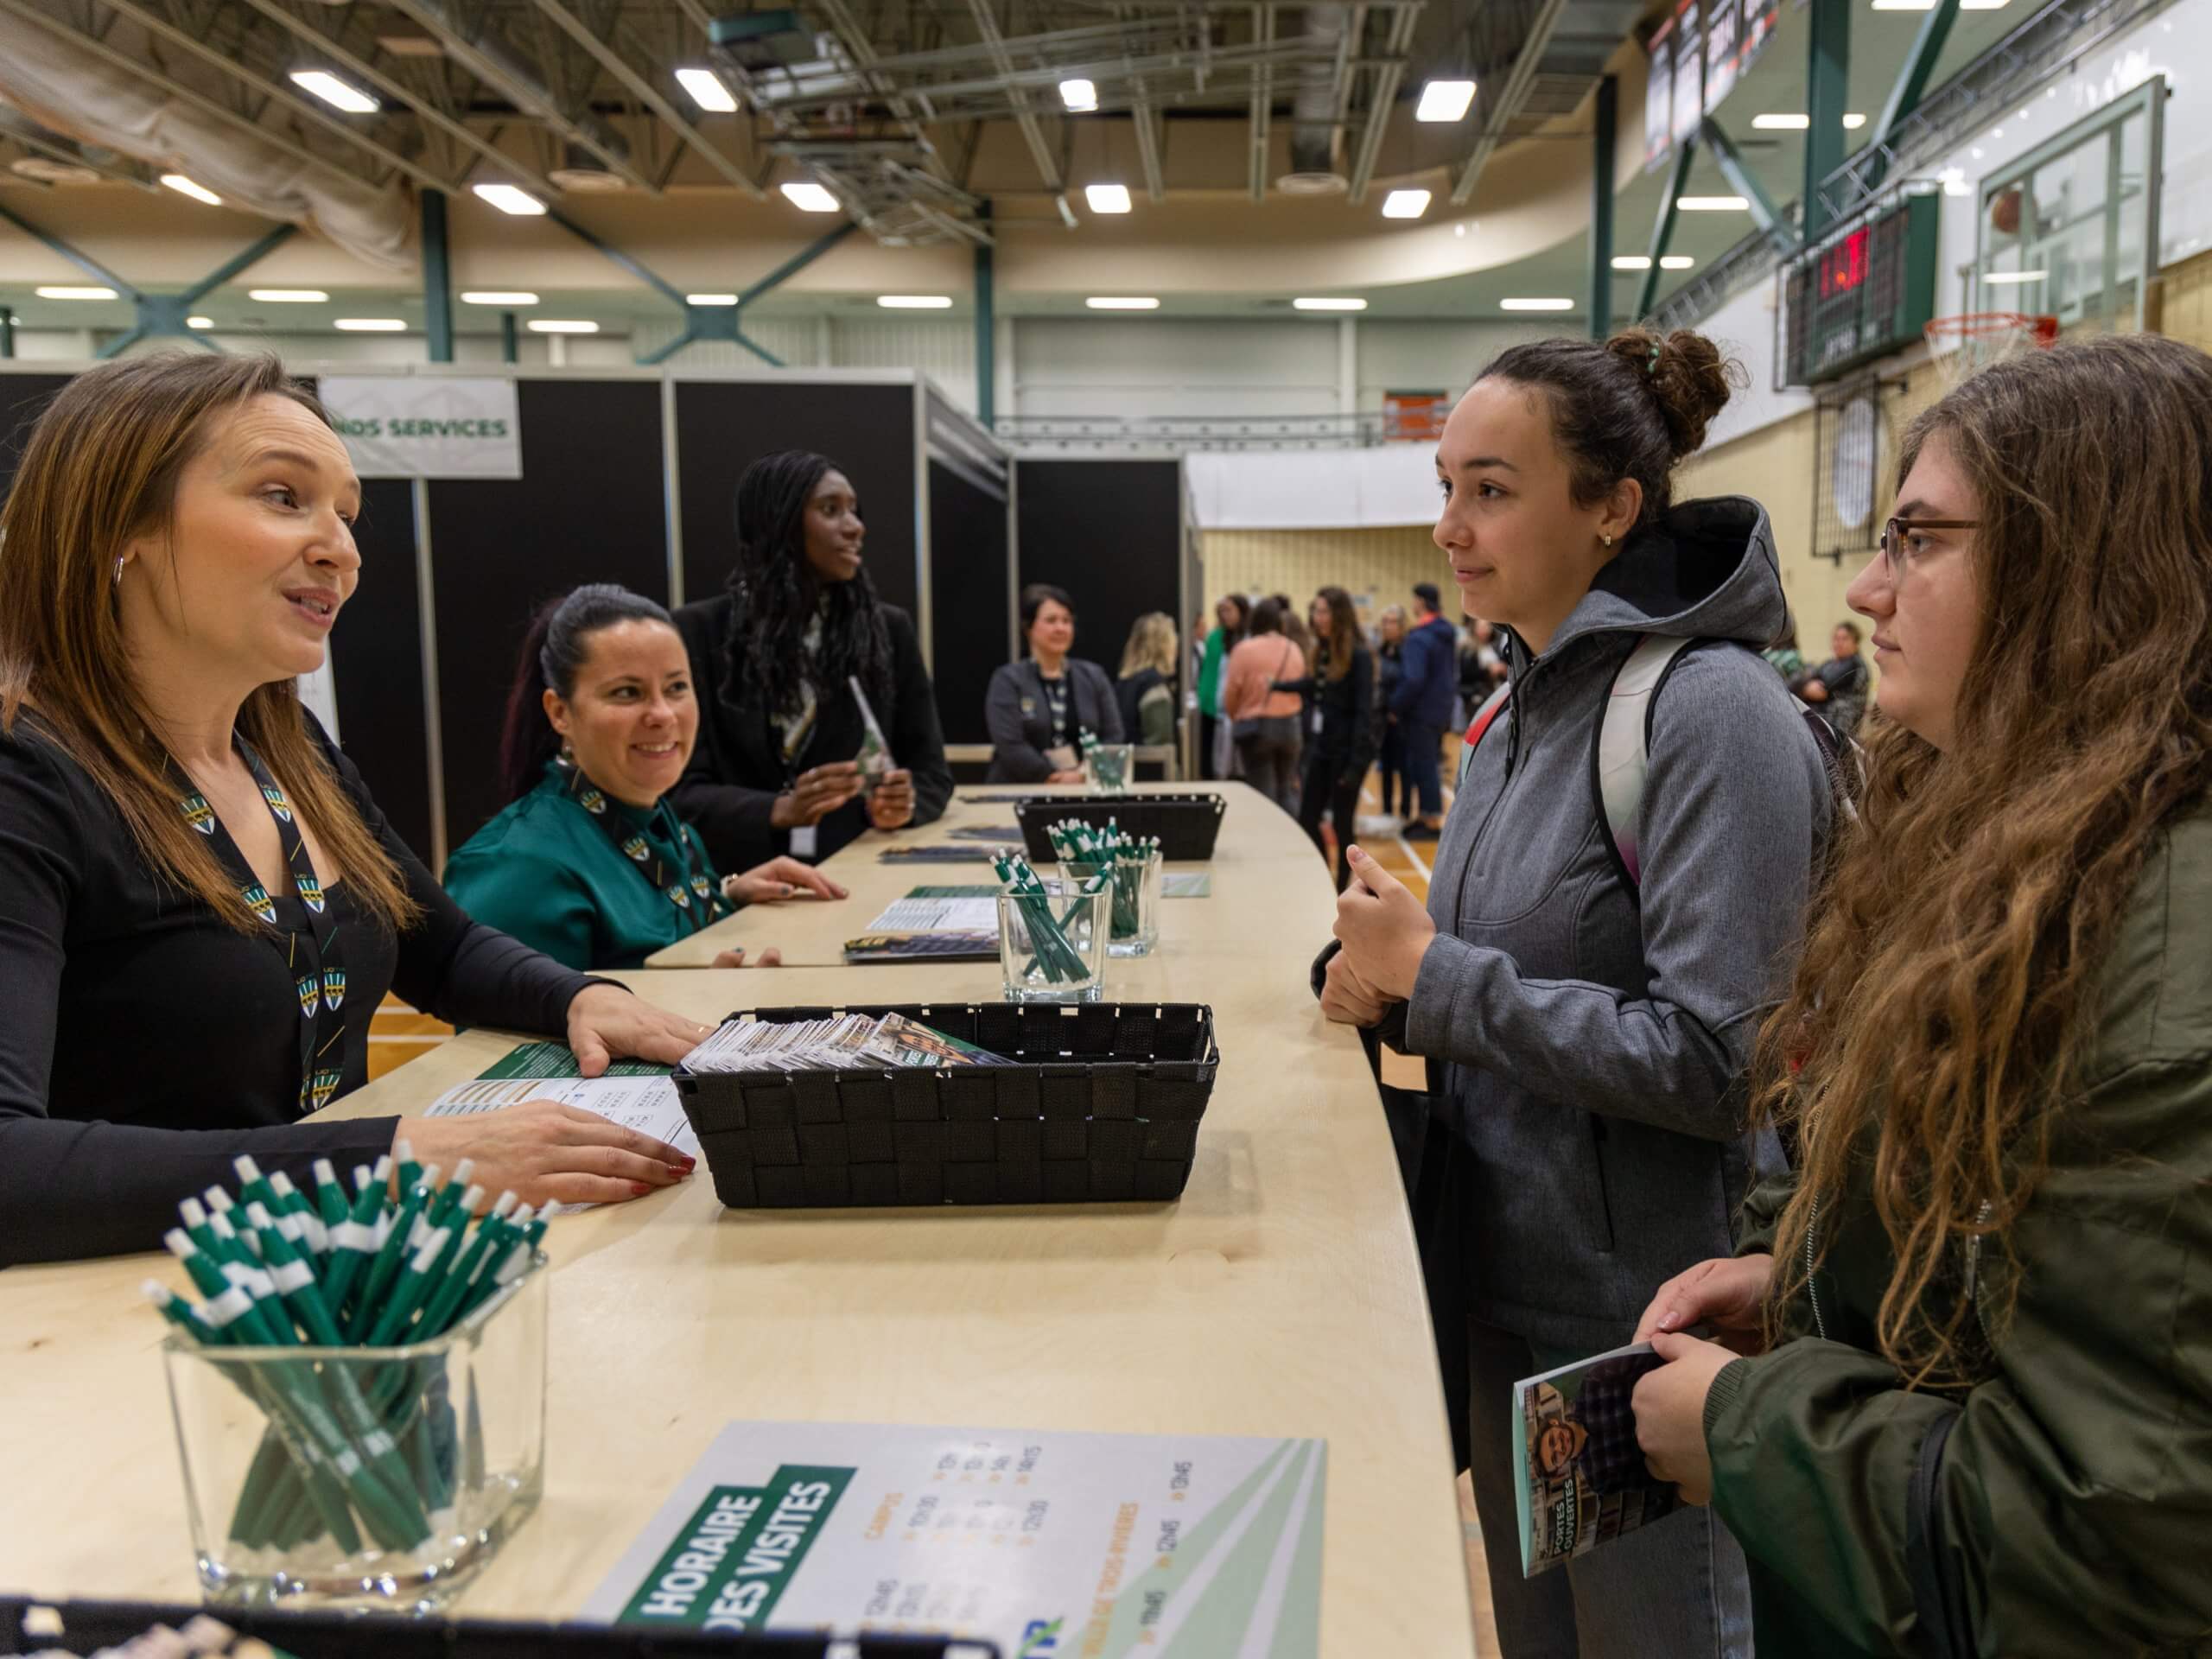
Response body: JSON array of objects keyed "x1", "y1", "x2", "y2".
[
  {"x1": 631, "y1": 1181, "x2": 654, "y2": 1197},
  {"x1": 677, "y1": 1155, "x2": 697, "y2": 1172}
]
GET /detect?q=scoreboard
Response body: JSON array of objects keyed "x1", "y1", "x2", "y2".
[{"x1": 1783, "y1": 192, "x2": 1940, "y2": 385}]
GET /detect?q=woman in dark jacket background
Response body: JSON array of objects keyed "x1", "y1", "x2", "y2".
[
  {"x1": 1374, "y1": 606, "x2": 1408, "y2": 817},
  {"x1": 984, "y1": 584, "x2": 1123, "y2": 784},
  {"x1": 671, "y1": 450, "x2": 951, "y2": 872},
  {"x1": 1276, "y1": 588, "x2": 1374, "y2": 889}
]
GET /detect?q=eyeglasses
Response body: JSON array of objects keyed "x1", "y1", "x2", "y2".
[{"x1": 1880, "y1": 516, "x2": 1980, "y2": 582}]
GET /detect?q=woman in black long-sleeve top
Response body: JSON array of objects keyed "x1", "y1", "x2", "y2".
[
  {"x1": 984, "y1": 584, "x2": 1123, "y2": 784},
  {"x1": 671, "y1": 450, "x2": 951, "y2": 872},
  {"x1": 1274, "y1": 587, "x2": 1375, "y2": 890},
  {"x1": 0, "y1": 355, "x2": 708, "y2": 1266}
]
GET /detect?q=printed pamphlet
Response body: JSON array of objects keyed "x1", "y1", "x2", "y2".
[
  {"x1": 581, "y1": 1421, "x2": 1325, "y2": 1656},
  {"x1": 1514, "y1": 1341, "x2": 1681, "y2": 1577}
]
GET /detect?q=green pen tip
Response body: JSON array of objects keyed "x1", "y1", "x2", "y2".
[
  {"x1": 142, "y1": 1281, "x2": 173, "y2": 1306},
  {"x1": 269, "y1": 1172, "x2": 298, "y2": 1198},
  {"x1": 314, "y1": 1158, "x2": 338, "y2": 1187},
  {"x1": 459, "y1": 1184, "x2": 486, "y2": 1214},
  {"x1": 203, "y1": 1186, "x2": 233, "y2": 1212},
  {"x1": 371, "y1": 1154, "x2": 392, "y2": 1183},
  {"x1": 163, "y1": 1229, "x2": 195, "y2": 1258},
  {"x1": 490, "y1": 1191, "x2": 518, "y2": 1218},
  {"x1": 180, "y1": 1197, "x2": 207, "y2": 1229},
  {"x1": 232, "y1": 1154, "x2": 262, "y2": 1185},
  {"x1": 450, "y1": 1159, "x2": 476, "y2": 1186}
]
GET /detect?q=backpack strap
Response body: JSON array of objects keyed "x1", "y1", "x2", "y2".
[
  {"x1": 1591, "y1": 634, "x2": 1697, "y2": 894},
  {"x1": 1455, "y1": 680, "x2": 1513, "y2": 788}
]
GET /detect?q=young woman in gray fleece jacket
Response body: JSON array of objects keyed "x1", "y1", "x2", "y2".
[{"x1": 1321, "y1": 328, "x2": 1833, "y2": 1659}]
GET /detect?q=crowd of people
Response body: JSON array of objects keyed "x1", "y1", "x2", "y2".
[{"x1": 3, "y1": 325, "x2": 2208, "y2": 1657}]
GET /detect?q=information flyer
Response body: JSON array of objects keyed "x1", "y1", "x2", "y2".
[{"x1": 581, "y1": 1421, "x2": 1326, "y2": 1657}]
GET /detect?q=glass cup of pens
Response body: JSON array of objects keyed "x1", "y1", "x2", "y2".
[
  {"x1": 159, "y1": 1162, "x2": 550, "y2": 1612},
  {"x1": 1083, "y1": 743, "x2": 1135, "y2": 794},
  {"x1": 995, "y1": 876, "x2": 1110, "y2": 1002},
  {"x1": 1058, "y1": 849, "x2": 1161, "y2": 958}
]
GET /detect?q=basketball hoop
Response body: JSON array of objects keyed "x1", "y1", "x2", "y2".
[{"x1": 1923, "y1": 312, "x2": 2061, "y2": 387}]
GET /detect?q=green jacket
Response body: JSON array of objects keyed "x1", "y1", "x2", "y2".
[
  {"x1": 1196, "y1": 626, "x2": 1229, "y2": 718},
  {"x1": 1706, "y1": 807, "x2": 2212, "y2": 1658},
  {"x1": 443, "y1": 762, "x2": 732, "y2": 972}
]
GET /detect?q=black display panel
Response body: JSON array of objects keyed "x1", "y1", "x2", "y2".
[
  {"x1": 673, "y1": 380, "x2": 918, "y2": 620},
  {"x1": 1014, "y1": 460, "x2": 1184, "y2": 697},
  {"x1": 926, "y1": 459, "x2": 1009, "y2": 745},
  {"x1": 426, "y1": 378, "x2": 669, "y2": 851},
  {"x1": 330, "y1": 477, "x2": 433, "y2": 861}
]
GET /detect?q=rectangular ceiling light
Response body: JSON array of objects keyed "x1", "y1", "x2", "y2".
[
  {"x1": 289, "y1": 68, "x2": 379, "y2": 113},
  {"x1": 1960, "y1": 0, "x2": 2012, "y2": 9},
  {"x1": 1086, "y1": 296, "x2": 1160, "y2": 310},
  {"x1": 161, "y1": 174, "x2": 223, "y2": 206},
  {"x1": 528, "y1": 319, "x2": 600, "y2": 333},
  {"x1": 1660, "y1": 254, "x2": 1695, "y2": 270},
  {"x1": 1085, "y1": 183, "x2": 1133, "y2": 214},
  {"x1": 1982, "y1": 270, "x2": 2048, "y2": 284},
  {"x1": 1843, "y1": 112, "x2": 1869, "y2": 129},
  {"x1": 187, "y1": 315, "x2": 213, "y2": 329},
  {"x1": 1060, "y1": 78, "x2": 1098, "y2": 112},
  {"x1": 1611, "y1": 254, "x2": 1652, "y2": 270},
  {"x1": 1292, "y1": 296, "x2": 1367, "y2": 311},
  {"x1": 675, "y1": 67, "x2": 739, "y2": 113},
  {"x1": 461, "y1": 290, "x2": 538, "y2": 306},
  {"x1": 472, "y1": 182, "x2": 546, "y2": 216},
  {"x1": 1676, "y1": 195, "x2": 1749, "y2": 211},
  {"x1": 1751, "y1": 112, "x2": 1809, "y2": 130},
  {"x1": 879, "y1": 295, "x2": 954, "y2": 308},
  {"x1": 1871, "y1": 0, "x2": 1935, "y2": 9},
  {"x1": 686, "y1": 293, "x2": 739, "y2": 306},
  {"x1": 248, "y1": 289, "x2": 327, "y2": 302},
  {"x1": 780, "y1": 181, "x2": 841, "y2": 213},
  {"x1": 334, "y1": 318, "x2": 406, "y2": 332},
  {"x1": 36, "y1": 285, "x2": 116, "y2": 300},
  {"x1": 1381, "y1": 188, "x2": 1432, "y2": 219},
  {"x1": 1416, "y1": 79, "x2": 1477, "y2": 123},
  {"x1": 1500, "y1": 297, "x2": 1574, "y2": 312}
]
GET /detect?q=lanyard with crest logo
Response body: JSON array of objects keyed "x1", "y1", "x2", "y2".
[
  {"x1": 175, "y1": 738, "x2": 348, "y2": 1116},
  {"x1": 559, "y1": 760, "x2": 729, "y2": 932}
]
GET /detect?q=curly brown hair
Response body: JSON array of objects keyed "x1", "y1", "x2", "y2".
[{"x1": 1753, "y1": 333, "x2": 2212, "y2": 1388}]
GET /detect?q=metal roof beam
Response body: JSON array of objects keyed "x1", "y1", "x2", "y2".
[
  {"x1": 963, "y1": 0, "x2": 1065, "y2": 193},
  {"x1": 1345, "y1": 3, "x2": 1415, "y2": 203},
  {"x1": 1447, "y1": 0, "x2": 1569, "y2": 206},
  {"x1": 1248, "y1": 3, "x2": 1272, "y2": 200}
]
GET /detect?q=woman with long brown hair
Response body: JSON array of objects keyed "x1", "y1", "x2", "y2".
[
  {"x1": 0, "y1": 354, "x2": 712, "y2": 1266},
  {"x1": 1274, "y1": 587, "x2": 1373, "y2": 888},
  {"x1": 1631, "y1": 334, "x2": 2212, "y2": 1656}
]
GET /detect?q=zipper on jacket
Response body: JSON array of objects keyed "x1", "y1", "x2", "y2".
[
  {"x1": 1964, "y1": 1199, "x2": 1993, "y2": 1347},
  {"x1": 1804, "y1": 1193, "x2": 1828, "y2": 1340}
]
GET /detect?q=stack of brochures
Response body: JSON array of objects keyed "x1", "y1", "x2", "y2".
[{"x1": 683, "y1": 1012, "x2": 1013, "y2": 1073}]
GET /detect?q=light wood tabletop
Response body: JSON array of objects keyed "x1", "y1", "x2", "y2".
[{"x1": 0, "y1": 783, "x2": 1478, "y2": 1656}]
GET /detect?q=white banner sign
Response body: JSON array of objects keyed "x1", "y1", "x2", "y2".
[{"x1": 320, "y1": 376, "x2": 522, "y2": 479}]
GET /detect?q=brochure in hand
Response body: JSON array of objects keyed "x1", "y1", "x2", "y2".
[
  {"x1": 1514, "y1": 1341, "x2": 1681, "y2": 1577},
  {"x1": 849, "y1": 674, "x2": 893, "y2": 793}
]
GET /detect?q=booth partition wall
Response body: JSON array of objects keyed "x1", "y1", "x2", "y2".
[{"x1": 0, "y1": 369, "x2": 1017, "y2": 875}]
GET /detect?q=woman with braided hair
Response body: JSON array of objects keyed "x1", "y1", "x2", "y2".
[{"x1": 671, "y1": 449, "x2": 952, "y2": 871}]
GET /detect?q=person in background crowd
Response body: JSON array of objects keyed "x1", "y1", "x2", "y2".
[
  {"x1": 0, "y1": 354, "x2": 712, "y2": 1266},
  {"x1": 672, "y1": 449, "x2": 950, "y2": 873},
  {"x1": 1391, "y1": 581, "x2": 1459, "y2": 840},
  {"x1": 1222, "y1": 595, "x2": 1306, "y2": 810},
  {"x1": 1320, "y1": 327, "x2": 1831, "y2": 1659},
  {"x1": 448, "y1": 584, "x2": 844, "y2": 973},
  {"x1": 1458, "y1": 617, "x2": 1510, "y2": 721},
  {"x1": 1116, "y1": 612, "x2": 1179, "y2": 748},
  {"x1": 1797, "y1": 620, "x2": 1870, "y2": 740},
  {"x1": 1631, "y1": 333, "x2": 2212, "y2": 1659},
  {"x1": 1275, "y1": 587, "x2": 1374, "y2": 889},
  {"x1": 1762, "y1": 618, "x2": 1803, "y2": 683},
  {"x1": 1376, "y1": 605, "x2": 1409, "y2": 819},
  {"x1": 1274, "y1": 590, "x2": 1313, "y2": 664},
  {"x1": 985, "y1": 583, "x2": 1123, "y2": 783},
  {"x1": 1196, "y1": 594, "x2": 1248, "y2": 783}
]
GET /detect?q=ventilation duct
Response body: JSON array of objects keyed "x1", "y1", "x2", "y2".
[
  {"x1": 549, "y1": 143, "x2": 627, "y2": 193},
  {"x1": 388, "y1": 0, "x2": 634, "y2": 171},
  {"x1": 0, "y1": 22, "x2": 409, "y2": 267},
  {"x1": 1278, "y1": 2, "x2": 1349, "y2": 196}
]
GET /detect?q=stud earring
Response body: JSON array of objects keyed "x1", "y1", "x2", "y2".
[
  {"x1": 113, "y1": 555, "x2": 125, "y2": 588},
  {"x1": 1601, "y1": 533, "x2": 1614, "y2": 548}
]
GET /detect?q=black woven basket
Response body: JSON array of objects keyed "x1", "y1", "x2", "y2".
[
  {"x1": 1013, "y1": 793, "x2": 1228, "y2": 861},
  {"x1": 675, "y1": 1002, "x2": 1219, "y2": 1209}
]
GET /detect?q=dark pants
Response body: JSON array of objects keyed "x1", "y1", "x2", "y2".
[
  {"x1": 1198, "y1": 713, "x2": 1220, "y2": 780},
  {"x1": 1465, "y1": 1319, "x2": 1754, "y2": 1659},
  {"x1": 1378, "y1": 720, "x2": 1409, "y2": 815},
  {"x1": 1298, "y1": 754, "x2": 1362, "y2": 891},
  {"x1": 1405, "y1": 719, "x2": 1445, "y2": 817},
  {"x1": 1235, "y1": 715, "x2": 1301, "y2": 812}
]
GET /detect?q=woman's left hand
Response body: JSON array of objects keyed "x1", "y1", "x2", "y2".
[
  {"x1": 565, "y1": 983, "x2": 717, "y2": 1076},
  {"x1": 868, "y1": 769, "x2": 917, "y2": 831},
  {"x1": 1332, "y1": 844, "x2": 1436, "y2": 1001},
  {"x1": 1630, "y1": 1332, "x2": 1738, "y2": 1506},
  {"x1": 722, "y1": 857, "x2": 849, "y2": 906},
  {"x1": 710, "y1": 947, "x2": 784, "y2": 969}
]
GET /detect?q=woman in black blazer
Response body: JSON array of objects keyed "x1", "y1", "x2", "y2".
[{"x1": 984, "y1": 584, "x2": 1123, "y2": 784}]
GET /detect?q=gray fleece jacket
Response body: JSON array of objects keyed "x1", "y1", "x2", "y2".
[{"x1": 1397, "y1": 495, "x2": 1831, "y2": 1354}]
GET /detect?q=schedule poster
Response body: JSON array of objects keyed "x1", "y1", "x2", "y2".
[{"x1": 582, "y1": 1421, "x2": 1328, "y2": 1657}]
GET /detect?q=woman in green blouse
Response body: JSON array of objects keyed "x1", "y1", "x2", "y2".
[{"x1": 446, "y1": 585, "x2": 846, "y2": 970}]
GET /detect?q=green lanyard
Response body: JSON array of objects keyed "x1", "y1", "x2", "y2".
[{"x1": 559, "y1": 762, "x2": 729, "y2": 933}]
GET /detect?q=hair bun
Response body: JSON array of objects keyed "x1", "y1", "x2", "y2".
[{"x1": 1604, "y1": 327, "x2": 1738, "y2": 461}]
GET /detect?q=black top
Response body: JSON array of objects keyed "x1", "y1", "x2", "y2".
[
  {"x1": 1274, "y1": 643, "x2": 1376, "y2": 780},
  {"x1": 669, "y1": 591, "x2": 953, "y2": 873},
  {"x1": 0, "y1": 712, "x2": 600, "y2": 1267},
  {"x1": 982, "y1": 658, "x2": 1124, "y2": 784}
]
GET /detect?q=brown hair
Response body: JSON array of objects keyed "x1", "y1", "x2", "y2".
[
  {"x1": 1754, "y1": 334, "x2": 2212, "y2": 1387},
  {"x1": 1478, "y1": 327, "x2": 1739, "y2": 524},
  {"x1": 1314, "y1": 586, "x2": 1359, "y2": 683},
  {"x1": 0, "y1": 353, "x2": 416, "y2": 933}
]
